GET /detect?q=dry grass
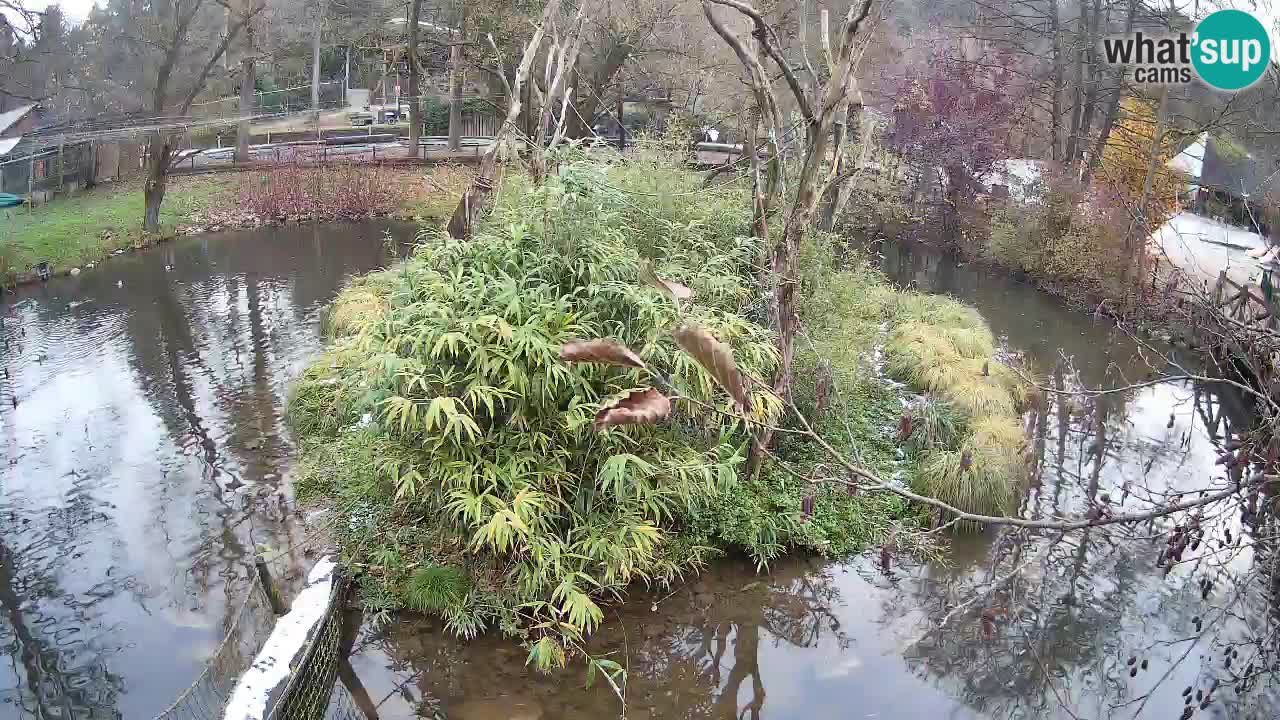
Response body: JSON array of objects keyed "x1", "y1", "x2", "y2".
[
  {"x1": 396, "y1": 163, "x2": 476, "y2": 222},
  {"x1": 326, "y1": 271, "x2": 396, "y2": 337},
  {"x1": 886, "y1": 290, "x2": 1031, "y2": 531},
  {"x1": 915, "y1": 445, "x2": 1017, "y2": 530}
]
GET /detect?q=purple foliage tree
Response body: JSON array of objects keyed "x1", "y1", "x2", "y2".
[{"x1": 885, "y1": 46, "x2": 1025, "y2": 221}]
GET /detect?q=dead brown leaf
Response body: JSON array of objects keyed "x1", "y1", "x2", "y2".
[
  {"x1": 593, "y1": 388, "x2": 672, "y2": 431},
  {"x1": 640, "y1": 260, "x2": 693, "y2": 301},
  {"x1": 560, "y1": 339, "x2": 646, "y2": 369},
  {"x1": 671, "y1": 323, "x2": 750, "y2": 413}
]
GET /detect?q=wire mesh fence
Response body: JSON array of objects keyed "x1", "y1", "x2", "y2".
[
  {"x1": 146, "y1": 561, "x2": 357, "y2": 720},
  {"x1": 265, "y1": 574, "x2": 351, "y2": 720},
  {"x1": 151, "y1": 578, "x2": 278, "y2": 720}
]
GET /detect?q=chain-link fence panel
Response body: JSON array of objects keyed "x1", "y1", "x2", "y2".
[
  {"x1": 266, "y1": 575, "x2": 351, "y2": 720},
  {"x1": 151, "y1": 579, "x2": 278, "y2": 720}
]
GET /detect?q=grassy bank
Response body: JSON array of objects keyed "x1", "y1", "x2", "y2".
[
  {"x1": 0, "y1": 175, "x2": 237, "y2": 282},
  {"x1": 287, "y1": 156, "x2": 1028, "y2": 669},
  {"x1": 0, "y1": 165, "x2": 473, "y2": 287}
]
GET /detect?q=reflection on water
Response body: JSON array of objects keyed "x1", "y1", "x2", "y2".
[
  {"x1": 0, "y1": 221, "x2": 413, "y2": 718},
  {"x1": 342, "y1": 240, "x2": 1277, "y2": 719}
]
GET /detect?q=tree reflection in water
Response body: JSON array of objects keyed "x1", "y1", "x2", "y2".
[{"x1": 354, "y1": 558, "x2": 851, "y2": 720}]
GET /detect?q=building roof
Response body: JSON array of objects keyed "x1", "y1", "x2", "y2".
[
  {"x1": 0, "y1": 104, "x2": 36, "y2": 136},
  {"x1": 1168, "y1": 132, "x2": 1206, "y2": 178},
  {"x1": 1200, "y1": 135, "x2": 1280, "y2": 200},
  {"x1": 0, "y1": 137, "x2": 20, "y2": 157},
  {"x1": 385, "y1": 17, "x2": 459, "y2": 37}
]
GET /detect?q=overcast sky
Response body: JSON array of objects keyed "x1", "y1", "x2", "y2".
[
  {"x1": 10, "y1": 0, "x2": 1280, "y2": 60},
  {"x1": 20, "y1": 0, "x2": 95, "y2": 23}
]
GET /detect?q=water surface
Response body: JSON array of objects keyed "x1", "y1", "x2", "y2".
[{"x1": 0, "y1": 220, "x2": 414, "y2": 718}]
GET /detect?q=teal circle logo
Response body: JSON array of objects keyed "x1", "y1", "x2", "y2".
[{"x1": 1192, "y1": 9, "x2": 1271, "y2": 90}]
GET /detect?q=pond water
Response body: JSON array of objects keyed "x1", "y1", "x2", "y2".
[
  {"x1": 339, "y1": 240, "x2": 1277, "y2": 720},
  {"x1": 1, "y1": 228, "x2": 1274, "y2": 720},
  {"x1": 0, "y1": 221, "x2": 415, "y2": 718}
]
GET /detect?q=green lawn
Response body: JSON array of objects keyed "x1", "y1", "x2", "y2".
[
  {"x1": 0, "y1": 166, "x2": 472, "y2": 286},
  {"x1": 1, "y1": 175, "x2": 236, "y2": 283}
]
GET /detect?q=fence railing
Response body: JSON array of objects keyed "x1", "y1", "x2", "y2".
[
  {"x1": 151, "y1": 577, "x2": 278, "y2": 720},
  {"x1": 265, "y1": 573, "x2": 351, "y2": 720},
  {"x1": 148, "y1": 557, "x2": 359, "y2": 720}
]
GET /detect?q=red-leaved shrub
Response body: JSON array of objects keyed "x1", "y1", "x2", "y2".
[{"x1": 238, "y1": 164, "x2": 401, "y2": 223}]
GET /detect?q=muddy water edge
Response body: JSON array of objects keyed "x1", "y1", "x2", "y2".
[
  {"x1": 1, "y1": 227, "x2": 1275, "y2": 719},
  {"x1": 342, "y1": 239, "x2": 1277, "y2": 720},
  {"x1": 0, "y1": 220, "x2": 416, "y2": 718}
]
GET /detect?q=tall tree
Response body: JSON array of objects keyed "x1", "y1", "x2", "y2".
[
  {"x1": 311, "y1": 0, "x2": 328, "y2": 135},
  {"x1": 138, "y1": 0, "x2": 262, "y2": 232},
  {"x1": 447, "y1": 4, "x2": 465, "y2": 151},
  {"x1": 236, "y1": 0, "x2": 257, "y2": 164},
  {"x1": 701, "y1": 0, "x2": 877, "y2": 450},
  {"x1": 407, "y1": 0, "x2": 424, "y2": 151}
]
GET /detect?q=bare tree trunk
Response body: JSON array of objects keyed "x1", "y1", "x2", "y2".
[
  {"x1": 1064, "y1": 0, "x2": 1086, "y2": 166},
  {"x1": 817, "y1": 101, "x2": 856, "y2": 231},
  {"x1": 143, "y1": 135, "x2": 172, "y2": 233},
  {"x1": 447, "y1": 15, "x2": 465, "y2": 151},
  {"x1": 311, "y1": 0, "x2": 326, "y2": 136},
  {"x1": 745, "y1": 106, "x2": 770, "y2": 243},
  {"x1": 1081, "y1": 0, "x2": 1137, "y2": 189},
  {"x1": 236, "y1": 2, "x2": 254, "y2": 164},
  {"x1": 144, "y1": 0, "x2": 251, "y2": 232},
  {"x1": 564, "y1": 72, "x2": 596, "y2": 138},
  {"x1": 1072, "y1": 0, "x2": 1103, "y2": 172},
  {"x1": 1049, "y1": 0, "x2": 1062, "y2": 163},
  {"x1": 407, "y1": 0, "x2": 423, "y2": 153}
]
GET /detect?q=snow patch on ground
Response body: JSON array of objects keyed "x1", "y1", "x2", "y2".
[
  {"x1": 222, "y1": 556, "x2": 337, "y2": 720},
  {"x1": 1152, "y1": 212, "x2": 1268, "y2": 284}
]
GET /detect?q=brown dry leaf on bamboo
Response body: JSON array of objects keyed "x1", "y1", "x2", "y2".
[
  {"x1": 593, "y1": 388, "x2": 672, "y2": 431},
  {"x1": 671, "y1": 322, "x2": 750, "y2": 413},
  {"x1": 559, "y1": 339, "x2": 646, "y2": 369},
  {"x1": 640, "y1": 260, "x2": 694, "y2": 301}
]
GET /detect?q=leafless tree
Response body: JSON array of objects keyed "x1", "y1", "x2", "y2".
[
  {"x1": 139, "y1": 0, "x2": 264, "y2": 232},
  {"x1": 700, "y1": 0, "x2": 876, "y2": 451},
  {"x1": 445, "y1": 0, "x2": 591, "y2": 239}
]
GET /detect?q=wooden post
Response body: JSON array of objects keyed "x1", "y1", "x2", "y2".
[
  {"x1": 255, "y1": 555, "x2": 287, "y2": 615},
  {"x1": 616, "y1": 90, "x2": 625, "y2": 152}
]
